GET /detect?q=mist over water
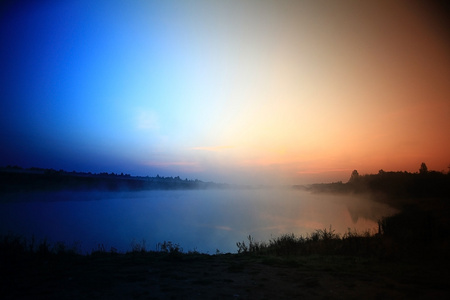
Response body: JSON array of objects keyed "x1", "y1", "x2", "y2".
[{"x1": 0, "y1": 189, "x2": 397, "y2": 254}]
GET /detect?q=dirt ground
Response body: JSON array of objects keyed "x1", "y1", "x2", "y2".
[{"x1": 2, "y1": 252, "x2": 450, "y2": 299}]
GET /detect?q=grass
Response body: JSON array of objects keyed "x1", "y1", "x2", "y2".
[
  {"x1": 236, "y1": 228, "x2": 381, "y2": 257},
  {"x1": 0, "y1": 234, "x2": 80, "y2": 261}
]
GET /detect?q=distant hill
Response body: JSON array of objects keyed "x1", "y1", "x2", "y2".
[{"x1": 0, "y1": 166, "x2": 230, "y2": 193}]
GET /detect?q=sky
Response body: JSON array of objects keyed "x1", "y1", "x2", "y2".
[{"x1": 1, "y1": 0, "x2": 449, "y2": 185}]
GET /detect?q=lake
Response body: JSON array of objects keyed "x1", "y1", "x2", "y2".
[{"x1": 0, "y1": 188, "x2": 397, "y2": 254}]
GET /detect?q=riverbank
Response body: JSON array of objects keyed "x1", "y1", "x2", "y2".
[{"x1": 2, "y1": 250, "x2": 450, "y2": 299}]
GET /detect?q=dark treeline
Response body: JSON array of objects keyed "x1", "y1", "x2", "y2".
[
  {"x1": 295, "y1": 163, "x2": 450, "y2": 245},
  {"x1": 0, "y1": 166, "x2": 229, "y2": 193},
  {"x1": 295, "y1": 163, "x2": 450, "y2": 202}
]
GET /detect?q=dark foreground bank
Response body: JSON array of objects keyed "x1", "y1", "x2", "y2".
[{"x1": 1, "y1": 248, "x2": 450, "y2": 299}]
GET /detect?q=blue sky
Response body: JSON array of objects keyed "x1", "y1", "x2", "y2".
[{"x1": 1, "y1": 1, "x2": 449, "y2": 184}]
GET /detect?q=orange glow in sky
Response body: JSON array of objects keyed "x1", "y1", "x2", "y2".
[{"x1": 1, "y1": 1, "x2": 449, "y2": 185}]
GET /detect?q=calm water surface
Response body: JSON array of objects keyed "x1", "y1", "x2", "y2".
[{"x1": 0, "y1": 189, "x2": 397, "y2": 253}]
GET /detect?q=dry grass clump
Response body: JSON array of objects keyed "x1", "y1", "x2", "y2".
[
  {"x1": 236, "y1": 207, "x2": 450, "y2": 259},
  {"x1": 237, "y1": 227, "x2": 377, "y2": 257}
]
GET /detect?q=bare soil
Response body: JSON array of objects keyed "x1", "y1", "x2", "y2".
[{"x1": 2, "y1": 252, "x2": 450, "y2": 299}]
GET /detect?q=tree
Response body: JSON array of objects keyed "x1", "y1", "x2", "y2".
[
  {"x1": 349, "y1": 170, "x2": 359, "y2": 183},
  {"x1": 419, "y1": 162, "x2": 428, "y2": 174}
]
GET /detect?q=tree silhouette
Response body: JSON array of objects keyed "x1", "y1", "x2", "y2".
[
  {"x1": 349, "y1": 170, "x2": 359, "y2": 183},
  {"x1": 419, "y1": 162, "x2": 428, "y2": 174}
]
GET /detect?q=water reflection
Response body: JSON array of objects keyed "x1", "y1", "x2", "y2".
[{"x1": 0, "y1": 189, "x2": 397, "y2": 253}]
